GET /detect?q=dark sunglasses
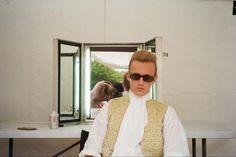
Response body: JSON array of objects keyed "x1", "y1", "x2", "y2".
[{"x1": 129, "y1": 73, "x2": 155, "y2": 82}]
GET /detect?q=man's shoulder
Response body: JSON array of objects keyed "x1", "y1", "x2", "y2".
[
  {"x1": 147, "y1": 99, "x2": 168, "y2": 107},
  {"x1": 146, "y1": 100, "x2": 169, "y2": 115},
  {"x1": 108, "y1": 96, "x2": 129, "y2": 109},
  {"x1": 109, "y1": 96, "x2": 129, "y2": 103},
  {"x1": 107, "y1": 96, "x2": 129, "y2": 116}
]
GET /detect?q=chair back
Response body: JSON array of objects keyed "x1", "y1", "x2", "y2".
[{"x1": 79, "y1": 130, "x2": 89, "y2": 152}]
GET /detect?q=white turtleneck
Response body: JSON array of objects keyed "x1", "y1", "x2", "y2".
[{"x1": 79, "y1": 91, "x2": 189, "y2": 157}]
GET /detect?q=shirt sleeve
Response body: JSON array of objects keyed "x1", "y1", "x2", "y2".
[
  {"x1": 163, "y1": 106, "x2": 190, "y2": 157},
  {"x1": 79, "y1": 102, "x2": 109, "y2": 157}
]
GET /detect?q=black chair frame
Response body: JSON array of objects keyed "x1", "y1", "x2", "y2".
[{"x1": 51, "y1": 130, "x2": 89, "y2": 157}]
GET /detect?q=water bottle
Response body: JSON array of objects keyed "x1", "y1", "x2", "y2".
[{"x1": 49, "y1": 110, "x2": 59, "y2": 129}]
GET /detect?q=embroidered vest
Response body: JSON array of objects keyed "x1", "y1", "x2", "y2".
[{"x1": 102, "y1": 96, "x2": 167, "y2": 157}]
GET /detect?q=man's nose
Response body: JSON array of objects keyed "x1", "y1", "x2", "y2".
[{"x1": 138, "y1": 77, "x2": 144, "y2": 85}]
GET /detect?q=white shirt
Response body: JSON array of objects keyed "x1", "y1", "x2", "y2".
[{"x1": 80, "y1": 93, "x2": 190, "y2": 157}]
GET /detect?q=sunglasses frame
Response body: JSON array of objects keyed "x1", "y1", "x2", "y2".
[{"x1": 129, "y1": 72, "x2": 156, "y2": 82}]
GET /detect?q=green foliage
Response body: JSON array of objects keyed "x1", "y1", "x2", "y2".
[{"x1": 91, "y1": 61, "x2": 123, "y2": 89}]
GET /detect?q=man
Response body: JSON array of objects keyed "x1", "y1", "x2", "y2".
[{"x1": 80, "y1": 50, "x2": 189, "y2": 157}]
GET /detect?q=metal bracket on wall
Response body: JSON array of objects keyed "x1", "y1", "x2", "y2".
[{"x1": 163, "y1": 52, "x2": 168, "y2": 57}]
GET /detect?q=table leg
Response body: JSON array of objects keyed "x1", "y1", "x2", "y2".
[
  {"x1": 9, "y1": 138, "x2": 13, "y2": 157},
  {"x1": 192, "y1": 138, "x2": 196, "y2": 157},
  {"x1": 202, "y1": 138, "x2": 207, "y2": 157}
]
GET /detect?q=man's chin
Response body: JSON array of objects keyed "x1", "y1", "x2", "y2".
[{"x1": 134, "y1": 91, "x2": 146, "y2": 96}]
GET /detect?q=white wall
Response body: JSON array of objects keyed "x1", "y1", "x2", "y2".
[{"x1": 0, "y1": 0, "x2": 236, "y2": 156}]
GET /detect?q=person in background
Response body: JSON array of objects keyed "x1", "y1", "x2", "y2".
[
  {"x1": 112, "y1": 82, "x2": 124, "y2": 98},
  {"x1": 91, "y1": 81, "x2": 124, "y2": 108},
  {"x1": 80, "y1": 50, "x2": 189, "y2": 157}
]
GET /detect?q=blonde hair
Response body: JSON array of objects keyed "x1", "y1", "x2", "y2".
[
  {"x1": 128, "y1": 50, "x2": 157, "y2": 75},
  {"x1": 122, "y1": 72, "x2": 130, "y2": 91}
]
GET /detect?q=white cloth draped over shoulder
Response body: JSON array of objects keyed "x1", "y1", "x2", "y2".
[{"x1": 79, "y1": 91, "x2": 190, "y2": 157}]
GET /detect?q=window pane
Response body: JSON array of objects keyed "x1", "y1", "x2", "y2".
[
  {"x1": 58, "y1": 39, "x2": 81, "y2": 123},
  {"x1": 60, "y1": 57, "x2": 73, "y2": 114}
]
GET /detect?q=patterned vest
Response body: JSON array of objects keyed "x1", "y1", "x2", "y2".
[{"x1": 102, "y1": 96, "x2": 167, "y2": 157}]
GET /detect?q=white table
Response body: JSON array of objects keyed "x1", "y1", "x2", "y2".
[
  {"x1": 183, "y1": 121, "x2": 236, "y2": 157},
  {"x1": 0, "y1": 121, "x2": 91, "y2": 138},
  {"x1": 1, "y1": 121, "x2": 236, "y2": 157},
  {"x1": 0, "y1": 121, "x2": 91, "y2": 157}
]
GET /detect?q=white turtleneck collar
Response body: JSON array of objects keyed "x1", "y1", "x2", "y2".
[{"x1": 129, "y1": 90, "x2": 151, "y2": 103}]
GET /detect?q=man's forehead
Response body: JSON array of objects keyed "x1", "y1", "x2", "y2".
[
  {"x1": 130, "y1": 61, "x2": 156, "y2": 75},
  {"x1": 130, "y1": 60, "x2": 156, "y2": 68}
]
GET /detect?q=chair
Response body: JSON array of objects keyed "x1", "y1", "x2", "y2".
[
  {"x1": 52, "y1": 130, "x2": 89, "y2": 157},
  {"x1": 79, "y1": 130, "x2": 89, "y2": 152}
]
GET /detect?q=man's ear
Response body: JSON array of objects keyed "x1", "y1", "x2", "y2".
[
  {"x1": 126, "y1": 72, "x2": 131, "y2": 81},
  {"x1": 154, "y1": 75, "x2": 158, "y2": 81}
]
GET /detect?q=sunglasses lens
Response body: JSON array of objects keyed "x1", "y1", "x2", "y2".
[
  {"x1": 143, "y1": 75, "x2": 154, "y2": 82},
  {"x1": 130, "y1": 73, "x2": 141, "y2": 80},
  {"x1": 130, "y1": 73, "x2": 155, "y2": 82}
]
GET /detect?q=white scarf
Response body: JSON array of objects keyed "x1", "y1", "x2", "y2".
[{"x1": 112, "y1": 91, "x2": 151, "y2": 156}]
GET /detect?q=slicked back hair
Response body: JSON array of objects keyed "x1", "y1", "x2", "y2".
[{"x1": 128, "y1": 50, "x2": 157, "y2": 76}]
